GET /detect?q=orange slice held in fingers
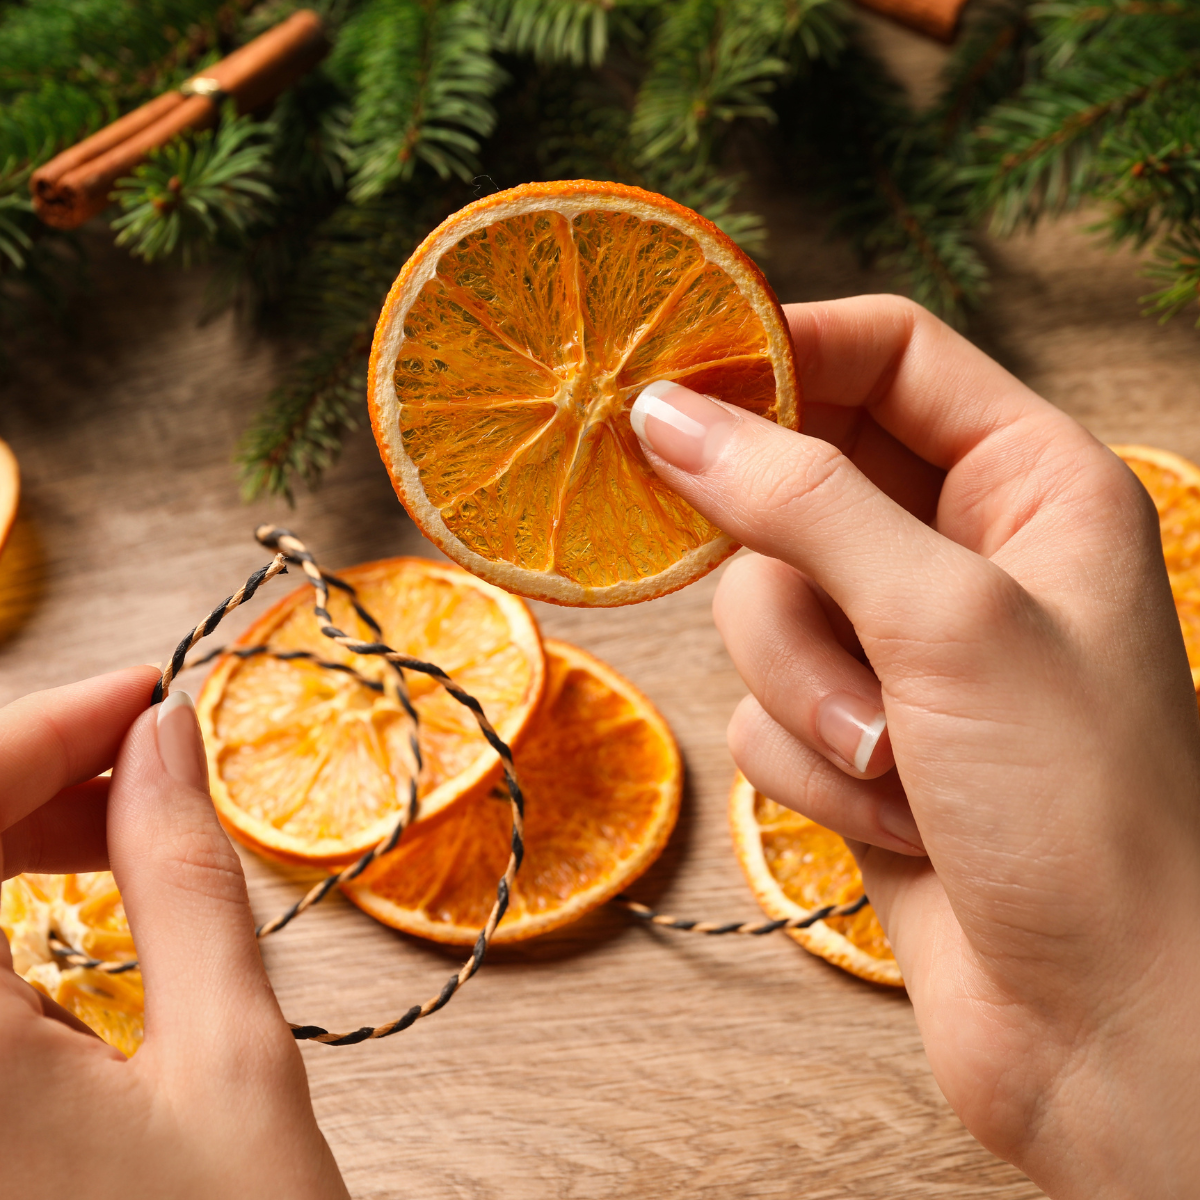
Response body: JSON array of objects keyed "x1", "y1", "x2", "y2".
[
  {"x1": 1112, "y1": 444, "x2": 1200, "y2": 691},
  {"x1": 0, "y1": 872, "x2": 144, "y2": 1056},
  {"x1": 368, "y1": 180, "x2": 800, "y2": 607},
  {"x1": 729, "y1": 771, "x2": 902, "y2": 987},
  {"x1": 342, "y1": 639, "x2": 682, "y2": 943},
  {"x1": 196, "y1": 557, "x2": 545, "y2": 868}
]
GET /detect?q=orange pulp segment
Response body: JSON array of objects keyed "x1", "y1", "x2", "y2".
[
  {"x1": 728, "y1": 771, "x2": 902, "y2": 987},
  {"x1": 369, "y1": 180, "x2": 800, "y2": 607},
  {"x1": 1, "y1": 872, "x2": 144, "y2": 1056},
  {"x1": 197, "y1": 556, "x2": 545, "y2": 867},
  {"x1": 343, "y1": 639, "x2": 681, "y2": 943}
]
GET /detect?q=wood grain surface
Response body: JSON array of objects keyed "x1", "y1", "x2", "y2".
[{"x1": 3, "y1": 120, "x2": 1199, "y2": 1196}]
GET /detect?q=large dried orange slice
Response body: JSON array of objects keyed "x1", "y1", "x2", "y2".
[
  {"x1": 343, "y1": 639, "x2": 681, "y2": 943},
  {"x1": 0, "y1": 437, "x2": 17, "y2": 555},
  {"x1": 729, "y1": 771, "x2": 902, "y2": 987},
  {"x1": 1113, "y1": 444, "x2": 1200, "y2": 689},
  {"x1": 368, "y1": 180, "x2": 800, "y2": 607},
  {"x1": 197, "y1": 557, "x2": 545, "y2": 867},
  {"x1": 0, "y1": 872, "x2": 143, "y2": 1056}
]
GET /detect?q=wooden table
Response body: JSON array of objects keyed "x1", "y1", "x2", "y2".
[{"x1": 2, "y1": 181, "x2": 1198, "y2": 1196}]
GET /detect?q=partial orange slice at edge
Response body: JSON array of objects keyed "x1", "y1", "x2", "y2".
[
  {"x1": 1112, "y1": 443, "x2": 1200, "y2": 690},
  {"x1": 0, "y1": 438, "x2": 17, "y2": 556},
  {"x1": 729, "y1": 771, "x2": 902, "y2": 987},
  {"x1": 0, "y1": 872, "x2": 144, "y2": 1056}
]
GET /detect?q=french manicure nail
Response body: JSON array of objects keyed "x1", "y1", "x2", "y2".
[
  {"x1": 156, "y1": 690, "x2": 209, "y2": 790},
  {"x1": 817, "y1": 693, "x2": 888, "y2": 775},
  {"x1": 630, "y1": 380, "x2": 738, "y2": 473}
]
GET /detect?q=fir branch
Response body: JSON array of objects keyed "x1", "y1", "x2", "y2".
[
  {"x1": 752, "y1": 0, "x2": 846, "y2": 66},
  {"x1": 1097, "y1": 79, "x2": 1200, "y2": 247},
  {"x1": 0, "y1": 190, "x2": 33, "y2": 270},
  {"x1": 631, "y1": 0, "x2": 789, "y2": 164},
  {"x1": 488, "y1": 0, "x2": 618, "y2": 66},
  {"x1": 236, "y1": 194, "x2": 431, "y2": 499},
  {"x1": 0, "y1": 82, "x2": 115, "y2": 171},
  {"x1": 934, "y1": 0, "x2": 1034, "y2": 148},
  {"x1": 110, "y1": 110, "x2": 276, "y2": 266},
  {"x1": 780, "y1": 36, "x2": 985, "y2": 322},
  {"x1": 332, "y1": 0, "x2": 506, "y2": 200},
  {"x1": 0, "y1": 0, "x2": 233, "y2": 168},
  {"x1": 968, "y1": 3, "x2": 1200, "y2": 231},
  {"x1": 1141, "y1": 224, "x2": 1200, "y2": 325},
  {"x1": 236, "y1": 331, "x2": 371, "y2": 502}
]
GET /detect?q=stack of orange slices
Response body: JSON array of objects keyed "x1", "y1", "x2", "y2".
[{"x1": 196, "y1": 558, "x2": 683, "y2": 944}]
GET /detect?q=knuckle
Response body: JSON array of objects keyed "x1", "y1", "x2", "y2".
[
  {"x1": 743, "y1": 436, "x2": 846, "y2": 525},
  {"x1": 934, "y1": 565, "x2": 1032, "y2": 649},
  {"x1": 158, "y1": 827, "x2": 247, "y2": 908}
]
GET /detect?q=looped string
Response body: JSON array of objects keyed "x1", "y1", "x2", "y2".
[{"x1": 60, "y1": 527, "x2": 870, "y2": 1047}]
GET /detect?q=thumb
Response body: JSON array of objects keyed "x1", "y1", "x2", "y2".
[{"x1": 106, "y1": 692, "x2": 287, "y2": 1055}]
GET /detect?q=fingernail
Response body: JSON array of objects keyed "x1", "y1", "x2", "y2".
[
  {"x1": 156, "y1": 691, "x2": 208, "y2": 790},
  {"x1": 878, "y1": 798, "x2": 923, "y2": 852},
  {"x1": 817, "y1": 693, "x2": 888, "y2": 775},
  {"x1": 630, "y1": 381, "x2": 738, "y2": 473}
]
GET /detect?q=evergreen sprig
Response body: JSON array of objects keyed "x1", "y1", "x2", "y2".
[
  {"x1": 0, "y1": 190, "x2": 32, "y2": 270},
  {"x1": 110, "y1": 111, "x2": 277, "y2": 265},
  {"x1": 0, "y1": 0, "x2": 233, "y2": 169},
  {"x1": 235, "y1": 195, "x2": 430, "y2": 499},
  {"x1": 331, "y1": 0, "x2": 505, "y2": 200},
  {"x1": 489, "y1": 0, "x2": 620, "y2": 66},
  {"x1": 968, "y1": 2, "x2": 1200, "y2": 231}
]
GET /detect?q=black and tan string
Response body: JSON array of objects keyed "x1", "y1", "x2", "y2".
[{"x1": 52, "y1": 526, "x2": 869, "y2": 1045}]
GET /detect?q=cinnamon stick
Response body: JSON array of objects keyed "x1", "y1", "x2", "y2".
[
  {"x1": 852, "y1": 0, "x2": 968, "y2": 42},
  {"x1": 31, "y1": 9, "x2": 328, "y2": 230}
]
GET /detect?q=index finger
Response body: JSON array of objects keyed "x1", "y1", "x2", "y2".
[{"x1": 0, "y1": 667, "x2": 160, "y2": 835}]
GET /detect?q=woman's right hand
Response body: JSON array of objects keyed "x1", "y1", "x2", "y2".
[{"x1": 630, "y1": 295, "x2": 1200, "y2": 1198}]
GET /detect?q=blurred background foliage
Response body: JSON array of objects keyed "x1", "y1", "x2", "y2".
[{"x1": 1, "y1": 0, "x2": 1198, "y2": 499}]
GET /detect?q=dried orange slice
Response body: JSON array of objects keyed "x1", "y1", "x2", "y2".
[
  {"x1": 368, "y1": 180, "x2": 800, "y2": 607},
  {"x1": 343, "y1": 639, "x2": 681, "y2": 943},
  {"x1": 197, "y1": 557, "x2": 545, "y2": 867},
  {"x1": 0, "y1": 438, "x2": 17, "y2": 555},
  {"x1": 729, "y1": 771, "x2": 902, "y2": 987},
  {"x1": 1113, "y1": 444, "x2": 1200, "y2": 689},
  {"x1": 0, "y1": 872, "x2": 143, "y2": 1056}
]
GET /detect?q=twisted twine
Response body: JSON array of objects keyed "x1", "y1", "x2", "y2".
[{"x1": 58, "y1": 527, "x2": 869, "y2": 1045}]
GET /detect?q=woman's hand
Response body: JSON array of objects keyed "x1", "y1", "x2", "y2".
[
  {"x1": 0, "y1": 667, "x2": 349, "y2": 1198},
  {"x1": 631, "y1": 296, "x2": 1200, "y2": 1198}
]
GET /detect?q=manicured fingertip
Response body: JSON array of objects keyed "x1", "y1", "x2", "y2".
[
  {"x1": 816, "y1": 693, "x2": 895, "y2": 777},
  {"x1": 631, "y1": 381, "x2": 738, "y2": 473},
  {"x1": 155, "y1": 690, "x2": 208, "y2": 790}
]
